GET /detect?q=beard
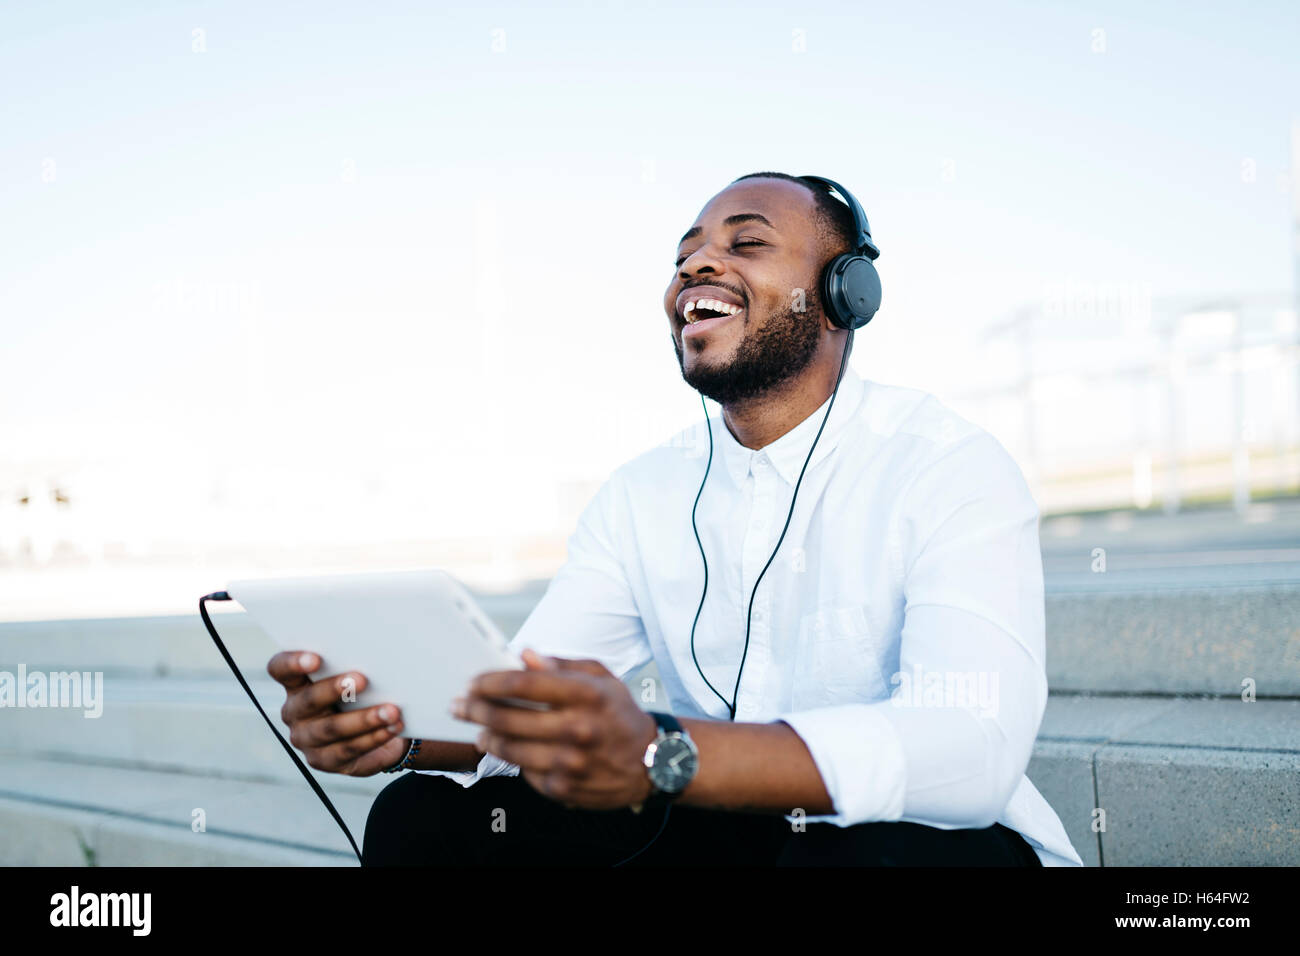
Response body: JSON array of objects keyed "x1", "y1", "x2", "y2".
[{"x1": 674, "y1": 297, "x2": 823, "y2": 405}]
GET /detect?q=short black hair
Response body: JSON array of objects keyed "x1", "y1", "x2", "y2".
[{"x1": 729, "y1": 171, "x2": 858, "y2": 265}]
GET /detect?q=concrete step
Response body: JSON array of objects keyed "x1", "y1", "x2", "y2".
[
  {"x1": 1025, "y1": 695, "x2": 1300, "y2": 866},
  {"x1": 5, "y1": 584, "x2": 1296, "y2": 696},
  {"x1": 1044, "y1": 584, "x2": 1300, "y2": 695},
  {"x1": 6, "y1": 681, "x2": 1297, "y2": 866},
  {"x1": 0, "y1": 755, "x2": 367, "y2": 865},
  {"x1": 4, "y1": 675, "x2": 390, "y2": 793},
  {"x1": 2, "y1": 612, "x2": 274, "y2": 678},
  {"x1": 0, "y1": 800, "x2": 354, "y2": 866}
]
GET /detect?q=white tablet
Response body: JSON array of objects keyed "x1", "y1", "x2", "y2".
[{"x1": 227, "y1": 568, "x2": 525, "y2": 744}]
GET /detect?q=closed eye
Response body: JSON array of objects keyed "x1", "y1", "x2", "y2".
[{"x1": 674, "y1": 238, "x2": 766, "y2": 267}]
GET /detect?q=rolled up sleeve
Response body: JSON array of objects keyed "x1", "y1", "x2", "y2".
[
  {"x1": 779, "y1": 433, "x2": 1047, "y2": 829},
  {"x1": 419, "y1": 749, "x2": 519, "y2": 788},
  {"x1": 778, "y1": 704, "x2": 907, "y2": 822}
]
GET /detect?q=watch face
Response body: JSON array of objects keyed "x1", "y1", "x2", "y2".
[{"x1": 649, "y1": 735, "x2": 698, "y2": 793}]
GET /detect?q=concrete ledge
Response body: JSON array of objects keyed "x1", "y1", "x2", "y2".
[
  {"x1": 1097, "y1": 746, "x2": 1300, "y2": 866},
  {"x1": 1, "y1": 613, "x2": 277, "y2": 679},
  {"x1": 1025, "y1": 695, "x2": 1300, "y2": 866},
  {"x1": 0, "y1": 756, "x2": 374, "y2": 866},
  {"x1": 1027, "y1": 741, "x2": 1101, "y2": 867},
  {"x1": 0, "y1": 796, "x2": 353, "y2": 867},
  {"x1": 7, "y1": 694, "x2": 1298, "y2": 866},
  {"x1": 4, "y1": 676, "x2": 389, "y2": 794},
  {"x1": 93, "y1": 816, "x2": 354, "y2": 867},
  {"x1": 0, "y1": 796, "x2": 104, "y2": 867},
  {"x1": 1045, "y1": 584, "x2": 1300, "y2": 695},
  {"x1": 6, "y1": 594, "x2": 1297, "y2": 866}
]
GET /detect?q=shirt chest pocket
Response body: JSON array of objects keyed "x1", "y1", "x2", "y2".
[{"x1": 791, "y1": 603, "x2": 889, "y2": 710}]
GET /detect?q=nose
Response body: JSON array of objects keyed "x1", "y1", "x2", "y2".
[{"x1": 677, "y1": 242, "x2": 725, "y2": 281}]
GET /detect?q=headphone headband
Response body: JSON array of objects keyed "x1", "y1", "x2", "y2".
[{"x1": 799, "y1": 175, "x2": 881, "y2": 261}]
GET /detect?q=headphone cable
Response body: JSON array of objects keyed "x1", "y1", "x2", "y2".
[
  {"x1": 728, "y1": 329, "x2": 854, "y2": 718},
  {"x1": 686, "y1": 329, "x2": 857, "y2": 717},
  {"x1": 199, "y1": 591, "x2": 365, "y2": 864},
  {"x1": 692, "y1": 328, "x2": 855, "y2": 719}
]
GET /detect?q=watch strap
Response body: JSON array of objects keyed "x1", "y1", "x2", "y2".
[{"x1": 648, "y1": 711, "x2": 683, "y2": 735}]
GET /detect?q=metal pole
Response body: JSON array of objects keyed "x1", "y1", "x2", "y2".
[
  {"x1": 1292, "y1": 118, "x2": 1300, "y2": 488},
  {"x1": 1164, "y1": 312, "x2": 1182, "y2": 515},
  {"x1": 1232, "y1": 310, "x2": 1250, "y2": 514}
]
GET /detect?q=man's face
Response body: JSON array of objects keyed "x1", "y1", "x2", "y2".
[{"x1": 663, "y1": 178, "x2": 830, "y2": 405}]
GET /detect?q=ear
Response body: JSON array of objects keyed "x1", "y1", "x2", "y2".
[{"x1": 821, "y1": 296, "x2": 840, "y2": 332}]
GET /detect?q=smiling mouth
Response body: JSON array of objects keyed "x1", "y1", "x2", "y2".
[
  {"x1": 681, "y1": 308, "x2": 743, "y2": 338},
  {"x1": 683, "y1": 298, "x2": 744, "y2": 324}
]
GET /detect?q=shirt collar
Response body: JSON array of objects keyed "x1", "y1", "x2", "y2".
[{"x1": 715, "y1": 365, "x2": 866, "y2": 487}]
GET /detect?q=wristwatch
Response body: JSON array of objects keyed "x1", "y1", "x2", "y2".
[{"x1": 640, "y1": 711, "x2": 699, "y2": 804}]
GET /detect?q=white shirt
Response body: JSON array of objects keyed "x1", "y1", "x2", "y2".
[{"x1": 421, "y1": 365, "x2": 1083, "y2": 867}]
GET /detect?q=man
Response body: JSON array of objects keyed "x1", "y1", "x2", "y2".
[{"x1": 268, "y1": 172, "x2": 1083, "y2": 867}]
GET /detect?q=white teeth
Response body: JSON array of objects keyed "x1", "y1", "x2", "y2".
[{"x1": 683, "y1": 297, "x2": 741, "y2": 323}]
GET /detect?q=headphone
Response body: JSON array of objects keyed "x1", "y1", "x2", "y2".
[
  {"x1": 800, "y1": 175, "x2": 883, "y2": 331},
  {"x1": 685, "y1": 175, "x2": 882, "y2": 720}
]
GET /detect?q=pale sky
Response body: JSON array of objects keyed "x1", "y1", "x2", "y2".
[{"x1": 1, "y1": 0, "x2": 1297, "y2": 577}]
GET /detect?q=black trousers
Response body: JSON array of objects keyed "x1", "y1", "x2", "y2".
[{"x1": 362, "y1": 772, "x2": 1043, "y2": 867}]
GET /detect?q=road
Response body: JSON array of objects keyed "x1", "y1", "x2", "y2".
[{"x1": 1040, "y1": 498, "x2": 1300, "y2": 593}]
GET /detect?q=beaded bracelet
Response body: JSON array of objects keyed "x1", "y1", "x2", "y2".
[{"x1": 383, "y1": 738, "x2": 422, "y2": 773}]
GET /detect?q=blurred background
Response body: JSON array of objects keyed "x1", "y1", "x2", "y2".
[{"x1": 3, "y1": 0, "x2": 1297, "y2": 618}]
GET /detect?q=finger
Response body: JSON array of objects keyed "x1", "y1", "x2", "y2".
[
  {"x1": 283, "y1": 670, "x2": 366, "y2": 722},
  {"x1": 311, "y1": 725, "x2": 407, "y2": 774},
  {"x1": 343, "y1": 735, "x2": 413, "y2": 776},
  {"x1": 468, "y1": 669, "x2": 602, "y2": 707},
  {"x1": 546, "y1": 657, "x2": 612, "y2": 678},
  {"x1": 282, "y1": 670, "x2": 369, "y2": 724},
  {"x1": 521, "y1": 648, "x2": 558, "y2": 671},
  {"x1": 293, "y1": 702, "x2": 402, "y2": 749},
  {"x1": 520, "y1": 768, "x2": 587, "y2": 808},
  {"x1": 478, "y1": 732, "x2": 574, "y2": 775},
  {"x1": 267, "y1": 651, "x2": 321, "y2": 690},
  {"x1": 458, "y1": 696, "x2": 592, "y2": 743}
]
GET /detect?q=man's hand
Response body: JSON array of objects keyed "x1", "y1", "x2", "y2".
[
  {"x1": 453, "y1": 649, "x2": 658, "y2": 810},
  {"x1": 266, "y1": 651, "x2": 409, "y2": 776}
]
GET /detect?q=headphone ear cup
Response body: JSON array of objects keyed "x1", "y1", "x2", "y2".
[{"x1": 823, "y1": 255, "x2": 882, "y2": 330}]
